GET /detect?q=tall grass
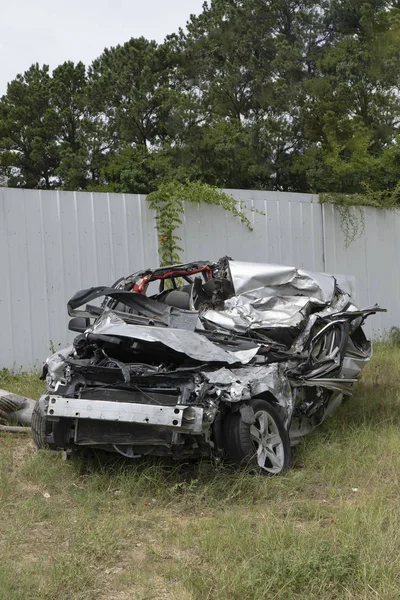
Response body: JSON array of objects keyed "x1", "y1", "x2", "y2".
[{"x1": 1, "y1": 343, "x2": 400, "y2": 599}]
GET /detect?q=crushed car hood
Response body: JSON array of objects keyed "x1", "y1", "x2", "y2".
[{"x1": 92, "y1": 310, "x2": 259, "y2": 365}]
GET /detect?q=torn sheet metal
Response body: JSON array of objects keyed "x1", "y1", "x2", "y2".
[
  {"x1": 46, "y1": 345, "x2": 74, "y2": 380},
  {"x1": 201, "y1": 261, "x2": 348, "y2": 333},
  {"x1": 0, "y1": 389, "x2": 35, "y2": 426},
  {"x1": 203, "y1": 295, "x2": 314, "y2": 332},
  {"x1": 202, "y1": 363, "x2": 293, "y2": 417},
  {"x1": 228, "y1": 260, "x2": 335, "y2": 303},
  {"x1": 335, "y1": 274, "x2": 356, "y2": 298},
  {"x1": 340, "y1": 353, "x2": 371, "y2": 379},
  {"x1": 93, "y1": 311, "x2": 257, "y2": 365},
  {"x1": 295, "y1": 378, "x2": 358, "y2": 394}
]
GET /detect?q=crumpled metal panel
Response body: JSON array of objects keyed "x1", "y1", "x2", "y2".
[
  {"x1": 46, "y1": 345, "x2": 74, "y2": 379},
  {"x1": 228, "y1": 260, "x2": 335, "y2": 303},
  {"x1": 201, "y1": 261, "x2": 339, "y2": 333},
  {"x1": 0, "y1": 389, "x2": 35, "y2": 426},
  {"x1": 335, "y1": 274, "x2": 356, "y2": 298},
  {"x1": 202, "y1": 363, "x2": 293, "y2": 420},
  {"x1": 92, "y1": 311, "x2": 258, "y2": 365},
  {"x1": 340, "y1": 353, "x2": 371, "y2": 379},
  {"x1": 203, "y1": 296, "x2": 313, "y2": 332}
]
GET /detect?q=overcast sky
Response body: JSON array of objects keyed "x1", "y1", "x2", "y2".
[{"x1": 0, "y1": 0, "x2": 207, "y2": 96}]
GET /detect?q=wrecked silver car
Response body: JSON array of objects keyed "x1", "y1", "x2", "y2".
[{"x1": 32, "y1": 257, "x2": 383, "y2": 473}]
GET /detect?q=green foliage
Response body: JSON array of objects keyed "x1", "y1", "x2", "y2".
[
  {"x1": 2, "y1": 1, "x2": 400, "y2": 201},
  {"x1": 2, "y1": 345, "x2": 400, "y2": 599},
  {"x1": 146, "y1": 180, "x2": 254, "y2": 265},
  {"x1": 0, "y1": 64, "x2": 59, "y2": 188},
  {"x1": 0, "y1": 367, "x2": 45, "y2": 401},
  {"x1": 388, "y1": 327, "x2": 400, "y2": 347},
  {"x1": 88, "y1": 38, "x2": 176, "y2": 148},
  {"x1": 320, "y1": 183, "x2": 400, "y2": 246}
]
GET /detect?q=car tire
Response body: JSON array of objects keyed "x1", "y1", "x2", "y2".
[
  {"x1": 31, "y1": 402, "x2": 51, "y2": 449},
  {"x1": 222, "y1": 399, "x2": 291, "y2": 474}
]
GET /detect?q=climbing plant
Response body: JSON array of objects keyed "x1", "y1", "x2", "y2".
[
  {"x1": 146, "y1": 181, "x2": 257, "y2": 265},
  {"x1": 320, "y1": 185, "x2": 400, "y2": 248}
]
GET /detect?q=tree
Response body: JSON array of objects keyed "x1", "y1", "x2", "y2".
[
  {"x1": 88, "y1": 38, "x2": 176, "y2": 148},
  {"x1": 50, "y1": 61, "x2": 92, "y2": 190},
  {"x1": 2, "y1": 0, "x2": 400, "y2": 199},
  {"x1": 295, "y1": 3, "x2": 400, "y2": 193},
  {"x1": 0, "y1": 64, "x2": 59, "y2": 188}
]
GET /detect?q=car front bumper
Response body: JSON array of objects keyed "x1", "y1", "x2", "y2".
[{"x1": 44, "y1": 395, "x2": 204, "y2": 435}]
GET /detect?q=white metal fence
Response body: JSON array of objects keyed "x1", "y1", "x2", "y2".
[{"x1": 1, "y1": 187, "x2": 399, "y2": 370}]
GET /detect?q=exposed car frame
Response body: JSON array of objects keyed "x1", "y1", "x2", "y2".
[{"x1": 32, "y1": 257, "x2": 384, "y2": 473}]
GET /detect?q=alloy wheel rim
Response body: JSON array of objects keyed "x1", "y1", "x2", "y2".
[{"x1": 250, "y1": 410, "x2": 285, "y2": 473}]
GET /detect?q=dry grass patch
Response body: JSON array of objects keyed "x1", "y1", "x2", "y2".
[{"x1": 1, "y1": 344, "x2": 400, "y2": 599}]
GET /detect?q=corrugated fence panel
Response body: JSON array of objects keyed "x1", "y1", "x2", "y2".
[
  {"x1": 179, "y1": 190, "x2": 325, "y2": 272},
  {"x1": 0, "y1": 189, "x2": 158, "y2": 370},
  {"x1": 322, "y1": 203, "x2": 400, "y2": 337},
  {"x1": 1, "y1": 187, "x2": 400, "y2": 370}
]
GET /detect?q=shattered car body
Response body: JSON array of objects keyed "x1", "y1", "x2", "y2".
[{"x1": 32, "y1": 258, "x2": 383, "y2": 473}]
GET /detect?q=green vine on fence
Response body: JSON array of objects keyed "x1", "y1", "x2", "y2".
[
  {"x1": 146, "y1": 181, "x2": 261, "y2": 265},
  {"x1": 147, "y1": 180, "x2": 400, "y2": 260},
  {"x1": 320, "y1": 184, "x2": 400, "y2": 248}
]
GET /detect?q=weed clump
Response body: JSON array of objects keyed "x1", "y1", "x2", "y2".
[{"x1": 388, "y1": 326, "x2": 400, "y2": 346}]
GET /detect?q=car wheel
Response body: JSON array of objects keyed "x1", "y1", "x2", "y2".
[
  {"x1": 222, "y1": 399, "x2": 291, "y2": 474},
  {"x1": 31, "y1": 402, "x2": 51, "y2": 449}
]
